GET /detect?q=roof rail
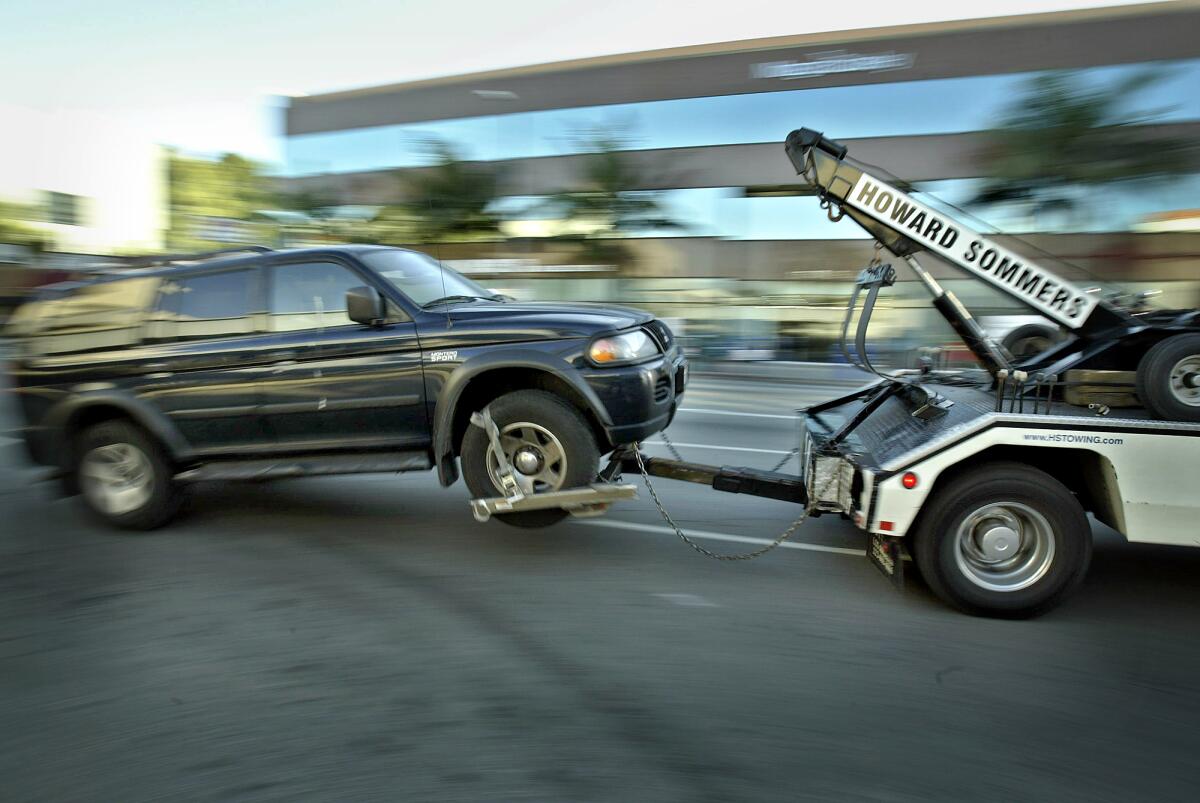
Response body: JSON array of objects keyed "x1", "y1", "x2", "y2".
[{"x1": 122, "y1": 245, "x2": 274, "y2": 269}]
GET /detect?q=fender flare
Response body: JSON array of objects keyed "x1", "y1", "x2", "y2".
[
  {"x1": 45, "y1": 390, "x2": 192, "y2": 470},
  {"x1": 431, "y1": 351, "x2": 613, "y2": 486}
]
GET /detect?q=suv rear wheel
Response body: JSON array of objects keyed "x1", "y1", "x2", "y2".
[
  {"x1": 76, "y1": 421, "x2": 182, "y2": 530},
  {"x1": 460, "y1": 390, "x2": 600, "y2": 528}
]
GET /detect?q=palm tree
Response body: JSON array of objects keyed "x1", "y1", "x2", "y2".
[
  {"x1": 971, "y1": 69, "x2": 1195, "y2": 222},
  {"x1": 544, "y1": 128, "x2": 684, "y2": 235},
  {"x1": 402, "y1": 141, "x2": 502, "y2": 243}
]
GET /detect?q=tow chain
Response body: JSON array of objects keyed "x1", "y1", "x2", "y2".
[{"x1": 629, "y1": 431, "x2": 830, "y2": 562}]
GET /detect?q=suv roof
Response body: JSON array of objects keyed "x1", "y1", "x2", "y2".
[{"x1": 53, "y1": 244, "x2": 406, "y2": 289}]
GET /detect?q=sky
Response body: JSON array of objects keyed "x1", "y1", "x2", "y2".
[{"x1": 0, "y1": 0, "x2": 1159, "y2": 163}]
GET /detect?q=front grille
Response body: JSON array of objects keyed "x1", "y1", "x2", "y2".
[
  {"x1": 654, "y1": 375, "x2": 671, "y2": 403},
  {"x1": 644, "y1": 320, "x2": 674, "y2": 350}
]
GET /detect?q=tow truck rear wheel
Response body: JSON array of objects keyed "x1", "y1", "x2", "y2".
[
  {"x1": 1135, "y1": 333, "x2": 1200, "y2": 422},
  {"x1": 461, "y1": 390, "x2": 600, "y2": 528},
  {"x1": 912, "y1": 462, "x2": 1091, "y2": 618}
]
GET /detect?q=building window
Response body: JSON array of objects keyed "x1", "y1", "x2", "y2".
[
  {"x1": 45, "y1": 192, "x2": 83, "y2": 226},
  {"x1": 284, "y1": 58, "x2": 1200, "y2": 177}
]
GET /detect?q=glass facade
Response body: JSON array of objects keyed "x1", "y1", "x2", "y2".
[
  {"x1": 286, "y1": 59, "x2": 1200, "y2": 176},
  {"x1": 486, "y1": 174, "x2": 1200, "y2": 241},
  {"x1": 283, "y1": 53, "x2": 1200, "y2": 364}
]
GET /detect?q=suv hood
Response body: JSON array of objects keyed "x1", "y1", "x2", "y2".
[{"x1": 430, "y1": 299, "x2": 654, "y2": 339}]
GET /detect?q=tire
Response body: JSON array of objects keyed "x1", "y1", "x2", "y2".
[
  {"x1": 1001, "y1": 324, "x2": 1057, "y2": 360},
  {"x1": 903, "y1": 538, "x2": 922, "y2": 581},
  {"x1": 911, "y1": 462, "x2": 1091, "y2": 618},
  {"x1": 75, "y1": 421, "x2": 182, "y2": 530},
  {"x1": 1135, "y1": 333, "x2": 1200, "y2": 422},
  {"x1": 460, "y1": 390, "x2": 600, "y2": 528}
]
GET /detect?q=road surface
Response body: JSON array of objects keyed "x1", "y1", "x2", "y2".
[{"x1": 2, "y1": 374, "x2": 1198, "y2": 802}]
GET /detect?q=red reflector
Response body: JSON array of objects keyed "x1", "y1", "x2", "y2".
[
  {"x1": 901, "y1": 471, "x2": 919, "y2": 489},
  {"x1": 880, "y1": 521, "x2": 894, "y2": 532}
]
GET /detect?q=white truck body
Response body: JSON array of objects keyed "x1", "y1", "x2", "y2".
[{"x1": 802, "y1": 382, "x2": 1200, "y2": 549}]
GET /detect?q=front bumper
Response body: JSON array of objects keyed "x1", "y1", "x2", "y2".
[{"x1": 582, "y1": 347, "x2": 687, "y2": 447}]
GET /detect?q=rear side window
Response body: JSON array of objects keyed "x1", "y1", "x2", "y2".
[
  {"x1": 147, "y1": 269, "x2": 260, "y2": 343},
  {"x1": 13, "y1": 277, "x2": 161, "y2": 356},
  {"x1": 269, "y1": 261, "x2": 366, "y2": 332}
]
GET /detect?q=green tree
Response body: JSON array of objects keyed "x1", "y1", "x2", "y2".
[
  {"x1": 544, "y1": 128, "x2": 683, "y2": 235},
  {"x1": 0, "y1": 200, "x2": 46, "y2": 250},
  {"x1": 166, "y1": 151, "x2": 276, "y2": 250},
  {"x1": 402, "y1": 142, "x2": 501, "y2": 243},
  {"x1": 971, "y1": 69, "x2": 1195, "y2": 220}
]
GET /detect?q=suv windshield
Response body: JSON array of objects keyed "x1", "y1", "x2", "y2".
[{"x1": 361, "y1": 249, "x2": 492, "y2": 307}]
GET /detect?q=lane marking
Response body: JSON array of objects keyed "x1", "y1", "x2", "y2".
[
  {"x1": 654, "y1": 593, "x2": 719, "y2": 608},
  {"x1": 677, "y1": 407, "x2": 796, "y2": 420},
  {"x1": 577, "y1": 518, "x2": 867, "y2": 557},
  {"x1": 642, "y1": 440, "x2": 792, "y2": 456}
]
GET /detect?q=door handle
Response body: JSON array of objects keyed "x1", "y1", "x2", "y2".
[{"x1": 267, "y1": 350, "x2": 299, "y2": 363}]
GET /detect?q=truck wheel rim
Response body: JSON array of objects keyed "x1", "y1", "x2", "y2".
[
  {"x1": 80, "y1": 443, "x2": 154, "y2": 516},
  {"x1": 486, "y1": 422, "x2": 567, "y2": 495},
  {"x1": 953, "y1": 502, "x2": 1055, "y2": 592},
  {"x1": 1168, "y1": 356, "x2": 1200, "y2": 406}
]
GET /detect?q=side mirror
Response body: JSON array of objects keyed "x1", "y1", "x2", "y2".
[{"x1": 347, "y1": 286, "x2": 384, "y2": 326}]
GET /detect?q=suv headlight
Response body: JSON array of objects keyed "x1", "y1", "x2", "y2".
[{"x1": 588, "y1": 330, "x2": 659, "y2": 366}]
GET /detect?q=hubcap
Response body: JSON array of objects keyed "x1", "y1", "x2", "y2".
[
  {"x1": 954, "y1": 502, "x2": 1055, "y2": 592},
  {"x1": 1168, "y1": 356, "x2": 1200, "y2": 406},
  {"x1": 978, "y1": 525, "x2": 1018, "y2": 561},
  {"x1": 486, "y1": 421, "x2": 567, "y2": 495},
  {"x1": 512, "y1": 447, "x2": 543, "y2": 475},
  {"x1": 79, "y1": 443, "x2": 154, "y2": 516}
]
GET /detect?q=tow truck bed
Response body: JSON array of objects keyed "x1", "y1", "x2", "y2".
[{"x1": 801, "y1": 379, "x2": 1200, "y2": 549}]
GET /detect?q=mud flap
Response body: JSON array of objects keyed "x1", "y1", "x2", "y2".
[{"x1": 868, "y1": 533, "x2": 905, "y2": 591}]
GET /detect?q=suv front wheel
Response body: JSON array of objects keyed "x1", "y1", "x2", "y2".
[
  {"x1": 76, "y1": 421, "x2": 182, "y2": 530},
  {"x1": 460, "y1": 390, "x2": 600, "y2": 528}
]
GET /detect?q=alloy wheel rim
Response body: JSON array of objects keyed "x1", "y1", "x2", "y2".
[
  {"x1": 80, "y1": 443, "x2": 154, "y2": 516},
  {"x1": 485, "y1": 421, "x2": 568, "y2": 495}
]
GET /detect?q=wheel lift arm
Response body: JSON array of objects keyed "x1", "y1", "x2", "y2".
[{"x1": 609, "y1": 447, "x2": 808, "y2": 506}]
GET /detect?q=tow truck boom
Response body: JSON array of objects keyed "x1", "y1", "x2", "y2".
[
  {"x1": 784, "y1": 131, "x2": 1144, "y2": 356},
  {"x1": 783, "y1": 128, "x2": 1200, "y2": 421}
]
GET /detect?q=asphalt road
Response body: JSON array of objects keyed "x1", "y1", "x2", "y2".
[{"x1": 2, "y1": 374, "x2": 1199, "y2": 802}]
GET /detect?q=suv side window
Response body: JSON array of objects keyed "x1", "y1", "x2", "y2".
[
  {"x1": 270, "y1": 261, "x2": 367, "y2": 332},
  {"x1": 147, "y1": 269, "x2": 260, "y2": 343}
]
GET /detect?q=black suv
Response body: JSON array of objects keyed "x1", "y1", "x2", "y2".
[{"x1": 7, "y1": 245, "x2": 686, "y2": 529}]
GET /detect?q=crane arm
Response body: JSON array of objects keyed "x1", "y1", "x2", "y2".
[{"x1": 785, "y1": 129, "x2": 1128, "y2": 332}]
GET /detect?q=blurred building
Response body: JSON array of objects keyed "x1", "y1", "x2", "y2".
[
  {"x1": 0, "y1": 105, "x2": 167, "y2": 255},
  {"x1": 281, "y1": 2, "x2": 1200, "y2": 359}
]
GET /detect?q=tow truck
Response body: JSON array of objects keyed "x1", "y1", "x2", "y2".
[{"x1": 469, "y1": 128, "x2": 1200, "y2": 618}]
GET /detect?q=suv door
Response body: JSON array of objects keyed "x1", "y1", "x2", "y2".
[
  {"x1": 139, "y1": 266, "x2": 276, "y2": 453},
  {"x1": 259, "y1": 258, "x2": 427, "y2": 450}
]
